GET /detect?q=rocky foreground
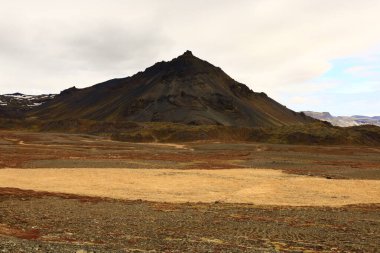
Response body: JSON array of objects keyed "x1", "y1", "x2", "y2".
[{"x1": 1, "y1": 188, "x2": 379, "y2": 252}]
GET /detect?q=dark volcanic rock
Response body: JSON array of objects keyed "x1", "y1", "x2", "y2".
[{"x1": 30, "y1": 51, "x2": 315, "y2": 127}]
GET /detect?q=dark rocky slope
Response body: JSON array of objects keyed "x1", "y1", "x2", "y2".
[{"x1": 30, "y1": 51, "x2": 314, "y2": 127}]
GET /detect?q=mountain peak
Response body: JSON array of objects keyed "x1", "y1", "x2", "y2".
[
  {"x1": 182, "y1": 50, "x2": 193, "y2": 56},
  {"x1": 176, "y1": 50, "x2": 197, "y2": 61}
]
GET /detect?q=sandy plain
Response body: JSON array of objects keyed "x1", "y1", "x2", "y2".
[{"x1": 1, "y1": 168, "x2": 379, "y2": 206}]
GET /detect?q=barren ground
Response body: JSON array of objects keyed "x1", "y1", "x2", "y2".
[
  {"x1": 1, "y1": 130, "x2": 380, "y2": 252},
  {"x1": 1, "y1": 168, "x2": 380, "y2": 207}
]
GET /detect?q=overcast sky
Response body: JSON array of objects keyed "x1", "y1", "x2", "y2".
[{"x1": 1, "y1": 0, "x2": 380, "y2": 116}]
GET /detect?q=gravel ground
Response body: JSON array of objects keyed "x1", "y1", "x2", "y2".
[
  {"x1": 1, "y1": 189, "x2": 379, "y2": 252},
  {"x1": 2, "y1": 131, "x2": 380, "y2": 179},
  {"x1": 1, "y1": 131, "x2": 380, "y2": 252}
]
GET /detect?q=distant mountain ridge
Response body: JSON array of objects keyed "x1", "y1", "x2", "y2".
[
  {"x1": 0, "y1": 93, "x2": 55, "y2": 108},
  {"x1": 0, "y1": 93, "x2": 55, "y2": 118},
  {"x1": 24, "y1": 50, "x2": 314, "y2": 127},
  {"x1": 303, "y1": 111, "x2": 380, "y2": 127}
]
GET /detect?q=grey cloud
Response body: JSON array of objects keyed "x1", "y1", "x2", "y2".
[{"x1": 61, "y1": 25, "x2": 171, "y2": 71}]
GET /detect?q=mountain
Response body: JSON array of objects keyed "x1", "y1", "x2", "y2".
[
  {"x1": 0, "y1": 93, "x2": 55, "y2": 109},
  {"x1": 0, "y1": 93, "x2": 55, "y2": 118},
  {"x1": 1, "y1": 55, "x2": 380, "y2": 146},
  {"x1": 303, "y1": 111, "x2": 380, "y2": 127},
  {"x1": 28, "y1": 51, "x2": 314, "y2": 127},
  {"x1": 351, "y1": 115, "x2": 380, "y2": 126}
]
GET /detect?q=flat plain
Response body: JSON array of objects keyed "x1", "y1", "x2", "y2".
[{"x1": 1, "y1": 130, "x2": 380, "y2": 252}]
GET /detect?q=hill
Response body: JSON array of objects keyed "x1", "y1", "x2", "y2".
[
  {"x1": 29, "y1": 51, "x2": 314, "y2": 127},
  {"x1": 0, "y1": 93, "x2": 55, "y2": 119}
]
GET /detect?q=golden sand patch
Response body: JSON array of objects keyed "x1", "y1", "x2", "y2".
[{"x1": 0, "y1": 168, "x2": 379, "y2": 206}]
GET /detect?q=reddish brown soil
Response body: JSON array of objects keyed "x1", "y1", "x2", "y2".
[{"x1": 1, "y1": 130, "x2": 380, "y2": 179}]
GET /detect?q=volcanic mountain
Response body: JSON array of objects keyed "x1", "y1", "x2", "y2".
[{"x1": 29, "y1": 51, "x2": 314, "y2": 127}]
